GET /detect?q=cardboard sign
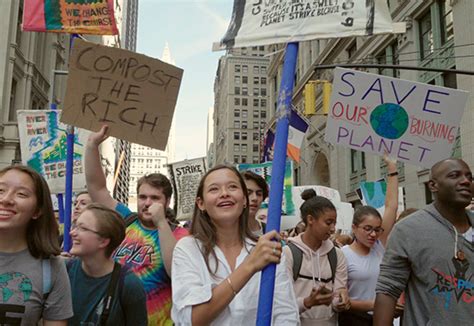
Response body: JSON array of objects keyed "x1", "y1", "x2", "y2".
[
  {"x1": 325, "y1": 68, "x2": 469, "y2": 168},
  {"x1": 168, "y1": 157, "x2": 207, "y2": 221},
  {"x1": 17, "y1": 110, "x2": 89, "y2": 194},
  {"x1": 215, "y1": 0, "x2": 399, "y2": 50},
  {"x1": 61, "y1": 39, "x2": 183, "y2": 150}
]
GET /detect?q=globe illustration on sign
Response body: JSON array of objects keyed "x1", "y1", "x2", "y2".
[{"x1": 370, "y1": 103, "x2": 409, "y2": 140}]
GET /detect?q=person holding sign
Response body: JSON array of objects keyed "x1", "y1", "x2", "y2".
[
  {"x1": 67, "y1": 203, "x2": 147, "y2": 326},
  {"x1": 283, "y1": 189, "x2": 350, "y2": 325},
  {"x1": 171, "y1": 165, "x2": 299, "y2": 325},
  {"x1": 84, "y1": 125, "x2": 188, "y2": 325},
  {"x1": 242, "y1": 171, "x2": 269, "y2": 236},
  {"x1": 374, "y1": 158, "x2": 473, "y2": 326},
  {"x1": 0, "y1": 165, "x2": 73, "y2": 325},
  {"x1": 339, "y1": 155, "x2": 399, "y2": 325}
]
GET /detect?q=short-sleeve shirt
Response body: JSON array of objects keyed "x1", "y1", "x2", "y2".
[
  {"x1": 0, "y1": 250, "x2": 73, "y2": 325},
  {"x1": 342, "y1": 240, "x2": 385, "y2": 301},
  {"x1": 67, "y1": 259, "x2": 147, "y2": 325},
  {"x1": 114, "y1": 202, "x2": 188, "y2": 325}
]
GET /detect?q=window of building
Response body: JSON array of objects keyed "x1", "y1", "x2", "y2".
[
  {"x1": 235, "y1": 76, "x2": 241, "y2": 85},
  {"x1": 253, "y1": 132, "x2": 259, "y2": 141},
  {"x1": 419, "y1": 10, "x2": 434, "y2": 59},
  {"x1": 241, "y1": 155, "x2": 247, "y2": 163},
  {"x1": 253, "y1": 99, "x2": 259, "y2": 107},
  {"x1": 234, "y1": 155, "x2": 239, "y2": 163},
  {"x1": 242, "y1": 76, "x2": 248, "y2": 84},
  {"x1": 242, "y1": 144, "x2": 247, "y2": 152},
  {"x1": 253, "y1": 156, "x2": 260, "y2": 163},
  {"x1": 242, "y1": 121, "x2": 248, "y2": 129},
  {"x1": 254, "y1": 76, "x2": 259, "y2": 84},
  {"x1": 234, "y1": 121, "x2": 240, "y2": 129},
  {"x1": 261, "y1": 77, "x2": 267, "y2": 85},
  {"x1": 8, "y1": 79, "x2": 18, "y2": 121},
  {"x1": 234, "y1": 132, "x2": 240, "y2": 140},
  {"x1": 242, "y1": 109, "x2": 248, "y2": 118},
  {"x1": 253, "y1": 144, "x2": 259, "y2": 152},
  {"x1": 261, "y1": 88, "x2": 267, "y2": 96},
  {"x1": 234, "y1": 144, "x2": 240, "y2": 152},
  {"x1": 261, "y1": 66, "x2": 267, "y2": 74},
  {"x1": 253, "y1": 66, "x2": 260, "y2": 74},
  {"x1": 242, "y1": 65, "x2": 248, "y2": 73},
  {"x1": 242, "y1": 132, "x2": 248, "y2": 140},
  {"x1": 377, "y1": 41, "x2": 399, "y2": 77},
  {"x1": 259, "y1": 46, "x2": 265, "y2": 51},
  {"x1": 440, "y1": 0, "x2": 453, "y2": 45},
  {"x1": 234, "y1": 87, "x2": 240, "y2": 95},
  {"x1": 242, "y1": 98, "x2": 248, "y2": 106},
  {"x1": 253, "y1": 110, "x2": 259, "y2": 118},
  {"x1": 235, "y1": 65, "x2": 241, "y2": 73},
  {"x1": 253, "y1": 121, "x2": 259, "y2": 129},
  {"x1": 234, "y1": 98, "x2": 240, "y2": 105},
  {"x1": 261, "y1": 99, "x2": 267, "y2": 107},
  {"x1": 261, "y1": 111, "x2": 267, "y2": 119},
  {"x1": 242, "y1": 87, "x2": 248, "y2": 95},
  {"x1": 253, "y1": 88, "x2": 259, "y2": 96},
  {"x1": 260, "y1": 121, "x2": 266, "y2": 128},
  {"x1": 234, "y1": 109, "x2": 240, "y2": 117}
]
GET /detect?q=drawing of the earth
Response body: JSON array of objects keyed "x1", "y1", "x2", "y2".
[{"x1": 370, "y1": 103, "x2": 409, "y2": 140}]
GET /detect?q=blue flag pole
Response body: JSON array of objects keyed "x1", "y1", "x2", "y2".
[
  {"x1": 50, "y1": 102, "x2": 65, "y2": 225},
  {"x1": 256, "y1": 42, "x2": 299, "y2": 325},
  {"x1": 63, "y1": 34, "x2": 79, "y2": 252}
]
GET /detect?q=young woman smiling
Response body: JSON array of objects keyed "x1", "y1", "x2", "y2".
[{"x1": 171, "y1": 165, "x2": 298, "y2": 325}]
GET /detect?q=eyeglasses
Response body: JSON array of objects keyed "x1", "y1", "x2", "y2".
[
  {"x1": 71, "y1": 224, "x2": 102, "y2": 236},
  {"x1": 358, "y1": 225, "x2": 384, "y2": 235}
]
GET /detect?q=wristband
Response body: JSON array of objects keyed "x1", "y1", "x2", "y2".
[
  {"x1": 387, "y1": 171, "x2": 399, "y2": 177},
  {"x1": 226, "y1": 277, "x2": 238, "y2": 296}
]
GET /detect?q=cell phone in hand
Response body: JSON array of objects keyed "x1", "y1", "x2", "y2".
[{"x1": 319, "y1": 286, "x2": 332, "y2": 295}]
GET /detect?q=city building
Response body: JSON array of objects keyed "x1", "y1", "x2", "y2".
[
  {"x1": 267, "y1": 0, "x2": 473, "y2": 209},
  {"x1": 0, "y1": 0, "x2": 70, "y2": 167},
  {"x1": 206, "y1": 106, "x2": 215, "y2": 167},
  {"x1": 127, "y1": 43, "x2": 177, "y2": 208},
  {"x1": 213, "y1": 46, "x2": 270, "y2": 165}
]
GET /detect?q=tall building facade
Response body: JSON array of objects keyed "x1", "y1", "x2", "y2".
[
  {"x1": 267, "y1": 0, "x2": 473, "y2": 209},
  {"x1": 128, "y1": 43, "x2": 177, "y2": 208},
  {"x1": 213, "y1": 46, "x2": 270, "y2": 165},
  {"x1": 0, "y1": 0, "x2": 70, "y2": 167}
]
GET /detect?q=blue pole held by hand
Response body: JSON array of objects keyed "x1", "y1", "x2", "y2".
[{"x1": 256, "y1": 42, "x2": 299, "y2": 326}]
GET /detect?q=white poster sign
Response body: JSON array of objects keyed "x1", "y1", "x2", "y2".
[
  {"x1": 325, "y1": 68, "x2": 469, "y2": 168},
  {"x1": 215, "y1": 0, "x2": 398, "y2": 50},
  {"x1": 17, "y1": 110, "x2": 89, "y2": 194}
]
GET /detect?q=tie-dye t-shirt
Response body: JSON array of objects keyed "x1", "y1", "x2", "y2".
[{"x1": 114, "y1": 203, "x2": 188, "y2": 325}]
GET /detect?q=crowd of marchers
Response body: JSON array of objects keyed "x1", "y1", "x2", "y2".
[{"x1": 0, "y1": 124, "x2": 473, "y2": 326}]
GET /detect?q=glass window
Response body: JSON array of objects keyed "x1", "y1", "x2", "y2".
[
  {"x1": 254, "y1": 88, "x2": 259, "y2": 96},
  {"x1": 351, "y1": 149, "x2": 357, "y2": 173},
  {"x1": 261, "y1": 111, "x2": 267, "y2": 119},
  {"x1": 242, "y1": 65, "x2": 248, "y2": 73},
  {"x1": 242, "y1": 121, "x2": 248, "y2": 129},
  {"x1": 242, "y1": 98, "x2": 248, "y2": 106},
  {"x1": 253, "y1": 121, "x2": 259, "y2": 129},
  {"x1": 254, "y1": 76, "x2": 259, "y2": 84},
  {"x1": 234, "y1": 109, "x2": 240, "y2": 117},
  {"x1": 234, "y1": 155, "x2": 239, "y2": 163},
  {"x1": 253, "y1": 132, "x2": 259, "y2": 141},
  {"x1": 242, "y1": 144, "x2": 247, "y2": 152},
  {"x1": 234, "y1": 98, "x2": 240, "y2": 105},
  {"x1": 241, "y1": 155, "x2": 247, "y2": 163},
  {"x1": 261, "y1": 77, "x2": 267, "y2": 85},
  {"x1": 234, "y1": 132, "x2": 240, "y2": 140},
  {"x1": 235, "y1": 76, "x2": 241, "y2": 85},
  {"x1": 235, "y1": 87, "x2": 240, "y2": 95},
  {"x1": 242, "y1": 132, "x2": 248, "y2": 140},
  {"x1": 253, "y1": 110, "x2": 259, "y2": 118},
  {"x1": 261, "y1": 66, "x2": 267, "y2": 74},
  {"x1": 261, "y1": 99, "x2": 267, "y2": 107},
  {"x1": 253, "y1": 99, "x2": 259, "y2": 107},
  {"x1": 235, "y1": 65, "x2": 241, "y2": 73},
  {"x1": 242, "y1": 76, "x2": 248, "y2": 84},
  {"x1": 234, "y1": 121, "x2": 240, "y2": 128},
  {"x1": 242, "y1": 109, "x2": 248, "y2": 118},
  {"x1": 419, "y1": 10, "x2": 433, "y2": 59},
  {"x1": 260, "y1": 121, "x2": 266, "y2": 128},
  {"x1": 253, "y1": 156, "x2": 260, "y2": 164},
  {"x1": 242, "y1": 87, "x2": 248, "y2": 95},
  {"x1": 253, "y1": 144, "x2": 259, "y2": 152},
  {"x1": 261, "y1": 88, "x2": 267, "y2": 96},
  {"x1": 253, "y1": 66, "x2": 260, "y2": 74},
  {"x1": 234, "y1": 144, "x2": 240, "y2": 152},
  {"x1": 440, "y1": 0, "x2": 453, "y2": 45}
]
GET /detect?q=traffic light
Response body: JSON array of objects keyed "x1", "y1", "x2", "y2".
[
  {"x1": 322, "y1": 81, "x2": 332, "y2": 115},
  {"x1": 304, "y1": 82, "x2": 316, "y2": 115}
]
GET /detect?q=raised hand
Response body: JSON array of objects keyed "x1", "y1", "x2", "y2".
[
  {"x1": 144, "y1": 202, "x2": 166, "y2": 228},
  {"x1": 245, "y1": 230, "x2": 282, "y2": 273},
  {"x1": 87, "y1": 125, "x2": 109, "y2": 147}
]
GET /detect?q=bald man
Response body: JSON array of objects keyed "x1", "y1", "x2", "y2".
[{"x1": 374, "y1": 158, "x2": 473, "y2": 326}]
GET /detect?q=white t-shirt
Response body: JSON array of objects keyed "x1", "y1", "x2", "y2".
[
  {"x1": 171, "y1": 236, "x2": 299, "y2": 325},
  {"x1": 342, "y1": 240, "x2": 385, "y2": 301}
]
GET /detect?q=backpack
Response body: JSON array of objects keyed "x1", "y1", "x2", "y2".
[{"x1": 288, "y1": 242, "x2": 337, "y2": 283}]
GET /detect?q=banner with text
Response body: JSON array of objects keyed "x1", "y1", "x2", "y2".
[
  {"x1": 215, "y1": 0, "x2": 395, "y2": 50},
  {"x1": 325, "y1": 68, "x2": 469, "y2": 168},
  {"x1": 238, "y1": 161, "x2": 295, "y2": 216},
  {"x1": 23, "y1": 0, "x2": 118, "y2": 35},
  {"x1": 61, "y1": 39, "x2": 183, "y2": 150},
  {"x1": 169, "y1": 157, "x2": 207, "y2": 221},
  {"x1": 17, "y1": 110, "x2": 89, "y2": 194}
]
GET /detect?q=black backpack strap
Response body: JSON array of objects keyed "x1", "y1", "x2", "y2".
[
  {"x1": 327, "y1": 247, "x2": 338, "y2": 283},
  {"x1": 99, "y1": 262, "x2": 121, "y2": 326},
  {"x1": 288, "y1": 242, "x2": 303, "y2": 282}
]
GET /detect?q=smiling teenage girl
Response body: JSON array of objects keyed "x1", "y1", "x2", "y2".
[
  {"x1": 0, "y1": 165, "x2": 72, "y2": 325},
  {"x1": 171, "y1": 165, "x2": 298, "y2": 325}
]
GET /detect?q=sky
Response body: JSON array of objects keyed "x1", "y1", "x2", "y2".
[{"x1": 137, "y1": 0, "x2": 233, "y2": 162}]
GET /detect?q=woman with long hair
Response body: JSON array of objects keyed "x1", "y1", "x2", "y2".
[
  {"x1": 171, "y1": 165, "x2": 298, "y2": 325},
  {"x1": 339, "y1": 155, "x2": 399, "y2": 325},
  {"x1": 67, "y1": 203, "x2": 147, "y2": 325},
  {"x1": 284, "y1": 189, "x2": 350, "y2": 325},
  {"x1": 0, "y1": 165, "x2": 72, "y2": 325}
]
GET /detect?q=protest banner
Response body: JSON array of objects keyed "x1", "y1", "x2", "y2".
[
  {"x1": 17, "y1": 110, "x2": 89, "y2": 194},
  {"x1": 325, "y1": 68, "x2": 469, "y2": 168},
  {"x1": 215, "y1": 0, "x2": 400, "y2": 50},
  {"x1": 168, "y1": 157, "x2": 207, "y2": 221},
  {"x1": 22, "y1": 0, "x2": 118, "y2": 35},
  {"x1": 291, "y1": 185, "x2": 353, "y2": 232},
  {"x1": 238, "y1": 161, "x2": 295, "y2": 216},
  {"x1": 61, "y1": 39, "x2": 183, "y2": 150},
  {"x1": 357, "y1": 181, "x2": 405, "y2": 217}
]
